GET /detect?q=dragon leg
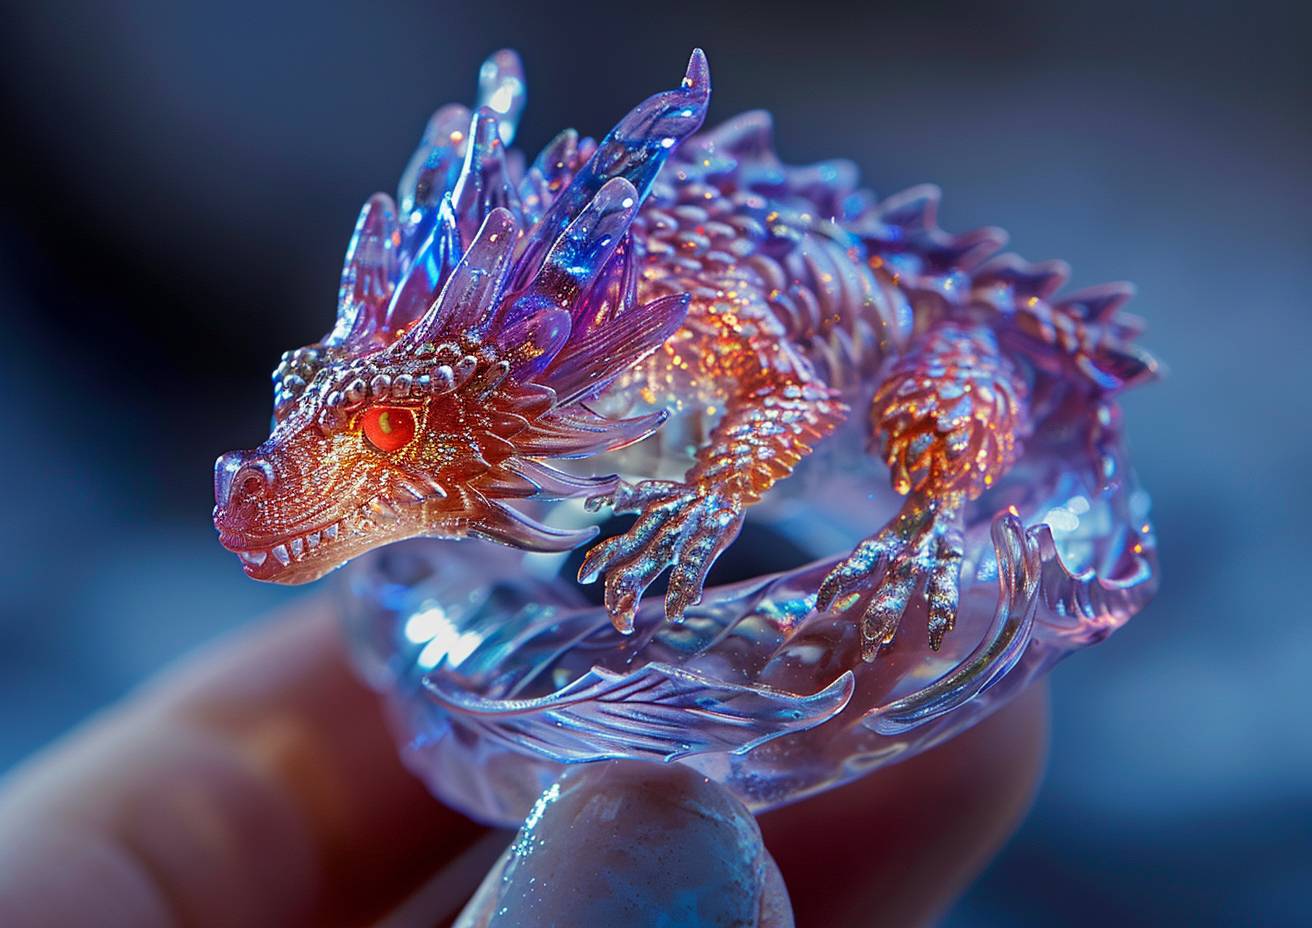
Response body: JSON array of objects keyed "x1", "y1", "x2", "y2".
[
  {"x1": 817, "y1": 323, "x2": 1029, "y2": 661},
  {"x1": 580, "y1": 349, "x2": 846, "y2": 633}
]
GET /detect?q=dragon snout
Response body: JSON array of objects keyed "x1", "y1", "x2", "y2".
[{"x1": 214, "y1": 450, "x2": 276, "y2": 516}]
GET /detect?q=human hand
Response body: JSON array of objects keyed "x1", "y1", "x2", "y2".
[{"x1": 0, "y1": 600, "x2": 1046, "y2": 927}]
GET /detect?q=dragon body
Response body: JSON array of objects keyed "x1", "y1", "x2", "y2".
[{"x1": 214, "y1": 50, "x2": 1158, "y2": 821}]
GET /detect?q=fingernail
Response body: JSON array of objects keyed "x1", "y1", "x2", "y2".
[{"x1": 455, "y1": 760, "x2": 792, "y2": 927}]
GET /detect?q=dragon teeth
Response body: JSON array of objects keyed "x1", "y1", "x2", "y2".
[
  {"x1": 307, "y1": 531, "x2": 321, "y2": 549},
  {"x1": 239, "y1": 550, "x2": 268, "y2": 567},
  {"x1": 290, "y1": 537, "x2": 304, "y2": 559},
  {"x1": 271, "y1": 544, "x2": 290, "y2": 566},
  {"x1": 325, "y1": 523, "x2": 339, "y2": 540}
]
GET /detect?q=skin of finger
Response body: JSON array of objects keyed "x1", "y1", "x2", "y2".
[
  {"x1": 0, "y1": 600, "x2": 483, "y2": 928},
  {"x1": 759, "y1": 683, "x2": 1049, "y2": 927},
  {"x1": 455, "y1": 760, "x2": 793, "y2": 928}
]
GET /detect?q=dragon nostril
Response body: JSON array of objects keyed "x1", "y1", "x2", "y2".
[
  {"x1": 215, "y1": 452, "x2": 275, "y2": 508},
  {"x1": 234, "y1": 461, "x2": 275, "y2": 502},
  {"x1": 215, "y1": 451, "x2": 245, "y2": 507}
]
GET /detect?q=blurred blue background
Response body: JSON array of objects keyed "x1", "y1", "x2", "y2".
[{"x1": 1, "y1": 1, "x2": 1307, "y2": 923}]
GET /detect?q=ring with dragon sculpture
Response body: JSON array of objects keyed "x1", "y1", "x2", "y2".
[{"x1": 214, "y1": 49, "x2": 1159, "y2": 825}]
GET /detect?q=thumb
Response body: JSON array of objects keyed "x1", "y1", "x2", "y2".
[{"x1": 455, "y1": 760, "x2": 792, "y2": 928}]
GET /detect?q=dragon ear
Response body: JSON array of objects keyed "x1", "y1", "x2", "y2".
[
  {"x1": 543, "y1": 293, "x2": 690, "y2": 406},
  {"x1": 328, "y1": 193, "x2": 400, "y2": 347},
  {"x1": 513, "y1": 49, "x2": 710, "y2": 289}
]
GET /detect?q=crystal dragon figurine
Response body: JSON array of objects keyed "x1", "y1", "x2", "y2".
[{"x1": 214, "y1": 50, "x2": 1158, "y2": 824}]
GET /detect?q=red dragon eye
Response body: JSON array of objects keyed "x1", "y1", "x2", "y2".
[{"x1": 361, "y1": 405, "x2": 416, "y2": 452}]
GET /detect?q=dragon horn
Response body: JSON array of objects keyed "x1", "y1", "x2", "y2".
[
  {"x1": 512, "y1": 49, "x2": 710, "y2": 288},
  {"x1": 505, "y1": 177, "x2": 640, "y2": 323},
  {"x1": 590, "y1": 47, "x2": 710, "y2": 201},
  {"x1": 384, "y1": 193, "x2": 462, "y2": 334},
  {"x1": 451, "y1": 108, "x2": 522, "y2": 245},
  {"x1": 396, "y1": 102, "x2": 470, "y2": 249},
  {"x1": 396, "y1": 50, "x2": 523, "y2": 251},
  {"x1": 394, "y1": 207, "x2": 520, "y2": 353}
]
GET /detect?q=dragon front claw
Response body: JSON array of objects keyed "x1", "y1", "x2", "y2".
[
  {"x1": 579, "y1": 480, "x2": 746, "y2": 633},
  {"x1": 817, "y1": 495, "x2": 965, "y2": 661},
  {"x1": 583, "y1": 478, "x2": 681, "y2": 515}
]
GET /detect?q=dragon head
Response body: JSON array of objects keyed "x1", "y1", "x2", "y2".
[{"x1": 214, "y1": 49, "x2": 709, "y2": 583}]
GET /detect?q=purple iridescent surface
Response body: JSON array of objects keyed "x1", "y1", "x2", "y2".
[{"x1": 221, "y1": 48, "x2": 1158, "y2": 826}]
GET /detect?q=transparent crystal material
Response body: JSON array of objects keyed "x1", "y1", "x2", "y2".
[
  {"x1": 209, "y1": 46, "x2": 1160, "y2": 827},
  {"x1": 343, "y1": 411, "x2": 1155, "y2": 826}
]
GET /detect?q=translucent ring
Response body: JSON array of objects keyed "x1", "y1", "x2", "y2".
[{"x1": 343, "y1": 424, "x2": 1156, "y2": 825}]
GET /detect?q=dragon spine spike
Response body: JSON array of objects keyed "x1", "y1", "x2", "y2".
[
  {"x1": 689, "y1": 108, "x2": 774, "y2": 158},
  {"x1": 1057, "y1": 281, "x2": 1137, "y2": 322}
]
